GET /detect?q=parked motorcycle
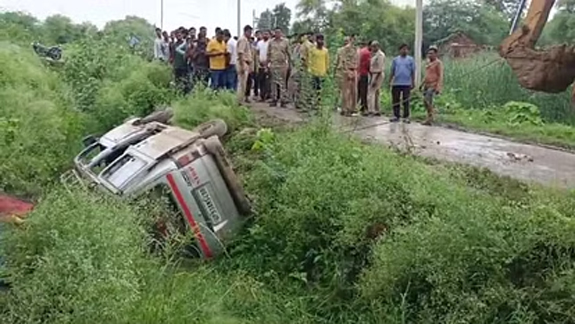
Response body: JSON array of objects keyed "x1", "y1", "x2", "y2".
[{"x1": 32, "y1": 42, "x2": 62, "y2": 61}]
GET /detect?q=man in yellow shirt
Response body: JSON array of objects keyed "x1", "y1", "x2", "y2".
[
  {"x1": 206, "y1": 29, "x2": 227, "y2": 90},
  {"x1": 308, "y1": 34, "x2": 329, "y2": 106}
]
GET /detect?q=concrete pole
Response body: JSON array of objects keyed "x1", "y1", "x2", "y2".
[
  {"x1": 237, "y1": 0, "x2": 241, "y2": 37},
  {"x1": 160, "y1": 0, "x2": 164, "y2": 30},
  {"x1": 509, "y1": 0, "x2": 527, "y2": 34},
  {"x1": 414, "y1": 0, "x2": 423, "y2": 88}
]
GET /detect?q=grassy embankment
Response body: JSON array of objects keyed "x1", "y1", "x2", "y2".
[
  {"x1": 1, "y1": 38, "x2": 575, "y2": 324},
  {"x1": 405, "y1": 54, "x2": 575, "y2": 149}
]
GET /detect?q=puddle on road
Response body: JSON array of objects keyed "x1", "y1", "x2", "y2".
[
  {"x1": 335, "y1": 115, "x2": 575, "y2": 189},
  {"x1": 250, "y1": 105, "x2": 575, "y2": 189}
]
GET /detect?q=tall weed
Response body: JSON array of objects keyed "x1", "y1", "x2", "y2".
[
  {"x1": 0, "y1": 43, "x2": 84, "y2": 196},
  {"x1": 172, "y1": 89, "x2": 254, "y2": 132},
  {"x1": 443, "y1": 54, "x2": 574, "y2": 124}
]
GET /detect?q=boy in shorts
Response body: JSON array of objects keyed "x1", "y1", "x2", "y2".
[{"x1": 421, "y1": 46, "x2": 443, "y2": 126}]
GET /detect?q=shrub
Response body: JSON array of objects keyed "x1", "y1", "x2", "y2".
[
  {"x1": 359, "y1": 189, "x2": 575, "y2": 323},
  {"x1": 0, "y1": 43, "x2": 85, "y2": 196},
  {"x1": 91, "y1": 62, "x2": 174, "y2": 132},
  {"x1": 61, "y1": 38, "x2": 175, "y2": 133},
  {"x1": 0, "y1": 187, "x2": 319, "y2": 324},
  {"x1": 0, "y1": 189, "x2": 149, "y2": 323},
  {"x1": 172, "y1": 89, "x2": 254, "y2": 133}
]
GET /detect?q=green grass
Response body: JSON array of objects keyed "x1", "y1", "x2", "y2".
[
  {"x1": 441, "y1": 54, "x2": 574, "y2": 125},
  {"x1": 425, "y1": 54, "x2": 575, "y2": 149},
  {"x1": 2, "y1": 16, "x2": 575, "y2": 324},
  {"x1": 3, "y1": 119, "x2": 575, "y2": 323},
  {"x1": 398, "y1": 92, "x2": 575, "y2": 150},
  {"x1": 375, "y1": 64, "x2": 575, "y2": 150},
  {"x1": 434, "y1": 108, "x2": 575, "y2": 150}
]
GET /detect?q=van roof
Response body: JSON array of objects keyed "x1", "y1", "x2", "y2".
[
  {"x1": 131, "y1": 126, "x2": 199, "y2": 160},
  {"x1": 100, "y1": 119, "x2": 149, "y2": 148}
]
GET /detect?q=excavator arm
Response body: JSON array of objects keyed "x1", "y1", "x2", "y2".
[{"x1": 499, "y1": 0, "x2": 575, "y2": 104}]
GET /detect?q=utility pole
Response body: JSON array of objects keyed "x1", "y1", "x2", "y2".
[
  {"x1": 237, "y1": 0, "x2": 241, "y2": 37},
  {"x1": 509, "y1": 0, "x2": 527, "y2": 34},
  {"x1": 414, "y1": 0, "x2": 423, "y2": 88},
  {"x1": 160, "y1": 0, "x2": 164, "y2": 30}
]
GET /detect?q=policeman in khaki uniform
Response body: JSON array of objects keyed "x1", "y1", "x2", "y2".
[
  {"x1": 296, "y1": 33, "x2": 315, "y2": 110},
  {"x1": 236, "y1": 25, "x2": 253, "y2": 104},
  {"x1": 367, "y1": 41, "x2": 386, "y2": 116},
  {"x1": 334, "y1": 37, "x2": 350, "y2": 110},
  {"x1": 336, "y1": 37, "x2": 359, "y2": 116},
  {"x1": 266, "y1": 27, "x2": 291, "y2": 107},
  {"x1": 249, "y1": 37, "x2": 259, "y2": 98}
]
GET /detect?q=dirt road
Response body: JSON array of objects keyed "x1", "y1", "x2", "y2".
[{"x1": 249, "y1": 102, "x2": 575, "y2": 189}]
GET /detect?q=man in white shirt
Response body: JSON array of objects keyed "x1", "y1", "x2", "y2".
[
  {"x1": 154, "y1": 28, "x2": 167, "y2": 61},
  {"x1": 256, "y1": 30, "x2": 270, "y2": 101},
  {"x1": 224, "y1": 29, "x2": 238, "y2": 90}
]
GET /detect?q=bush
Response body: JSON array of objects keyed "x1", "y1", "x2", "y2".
[
  {"x1": 0, "y1": 187, "x2": 319, "y2": 324},
  {"x1": 91, "y1": 62, "x2": 174, "y2": 131},
  {"x1": 172, "y1": 89, "x2": 254, "y2": 133},
  {"x1": 3, "y1": 10, "x2": 575, "y2": 324},
  {"x1": 0, "y1": 189, "x2": 149, "y2": 323},
  {"x1": 360, "y1": 189, "x2": 575, "y2": 323},
  {"x1": 222, "y1": 122, "x2": 575, "y2": 323},
  {"x1": 443, "y1": 54, "x2": 574, "y2": 124},
  {"x1": 61, "y1": 38, "x2": 175, "y2": 133},
  {"x1": 0, "y1": 43, "x2": 85, "y2": 196}
]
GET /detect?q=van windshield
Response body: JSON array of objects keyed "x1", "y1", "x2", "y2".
[
  {"x1": 78, "y1": 142, "x2": 129, "y2": 175},
  {"x1": 101, "y1": 154, "x2": 147, "y2": 189},
  {"x1": 79, "y1": 143, "x2": 106, "y2": 165}
]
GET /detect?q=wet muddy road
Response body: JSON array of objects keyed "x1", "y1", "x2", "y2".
[{"x1": 250, "y1": 103, "x2": 575, "y2": 189}]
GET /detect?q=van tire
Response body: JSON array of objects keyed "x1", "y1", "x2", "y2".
[
  {"x1": 140, "y1": 108, "x2": 174, "y2": 125},
  {"x1": 202, "y1": 136, "x2": 251, "y2": 215},
  {"x1": 193, "y1": 119, "x2": 228, "y2": 139}
]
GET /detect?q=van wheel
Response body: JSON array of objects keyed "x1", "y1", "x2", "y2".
[
  {"x1": 193, "y1": 119, "x2": 228, "y2": 139},
  {"x1": 140, "y1": 108, "x2": 174, "y2": 125},
  {"x1": 202, "y1": 136, "x2": 252, "y2": 216},
  {"x1": 48, "y1": 48, "x2": 62, "y2": 60}
]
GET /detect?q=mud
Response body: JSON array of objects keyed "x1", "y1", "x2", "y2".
[
  {"x1": 249, "y1": 103, "x2": 575, "y2": 189},
  {"x1": 504, "y1": 45, "x2": 575, "y2": 93},
  {"x1": 338, "y1": 116, "x2": 575, "y2": 189}
]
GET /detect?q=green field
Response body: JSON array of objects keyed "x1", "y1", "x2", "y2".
[{"x1": 2, "y1": 12, "x2": 575, "y2": 324}]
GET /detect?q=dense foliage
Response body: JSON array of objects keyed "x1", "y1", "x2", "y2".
[{"x1": 1, "y1": 10, "x2": 575, "y2": 324}]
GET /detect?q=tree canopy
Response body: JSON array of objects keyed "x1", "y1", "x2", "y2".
[
  {"x1": 544, "y1": 0, "x2": 575, "y2": 44},
  {"x1": 289, "y1": 0, "x2": 575, "y2": 53},
  {"x1": 256, "y1": 3, "x2": 292, "y2": 33}
]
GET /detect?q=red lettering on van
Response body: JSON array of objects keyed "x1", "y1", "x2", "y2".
[{"x1": 188, "y1": 166, "x2": 201, "y2": 186}]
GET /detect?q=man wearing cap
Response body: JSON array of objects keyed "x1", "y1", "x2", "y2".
[
  {"x1": 336, "y1": 36, "x2": 359, "y2": 116},
  {"x1": 367, "y1": 41, "x2": 386, "y2": 116},
  {"x1": 334, "y1": 36, "x2": 350, "y2": 111},
  {"x1": 236, "y1": 25, "x2": 254, "y2": 103},
  {"x1": 267, "y1": 27, "x2": 291, "y2": 107}
]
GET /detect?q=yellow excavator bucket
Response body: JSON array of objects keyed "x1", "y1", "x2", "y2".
[{"x1": 499, "y1": 0, "x2": 575, "y2": 101}]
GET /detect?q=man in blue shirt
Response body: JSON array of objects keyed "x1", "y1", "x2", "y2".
[{"x1": 389, "y1": 43, "x2": 415, "y2": 123}]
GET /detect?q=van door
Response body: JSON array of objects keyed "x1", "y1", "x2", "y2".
[{"x1": 164, "y1": 171, "x2": 219, "y2": 259}]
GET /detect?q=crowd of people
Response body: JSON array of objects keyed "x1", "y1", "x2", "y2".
[{"x1": 153, "y1": 25, "x2": 443, "y2": 125}]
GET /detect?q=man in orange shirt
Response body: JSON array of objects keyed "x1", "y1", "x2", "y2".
[{"x1": 421, "y1": 46, "x2": 444, "y2": 126}]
